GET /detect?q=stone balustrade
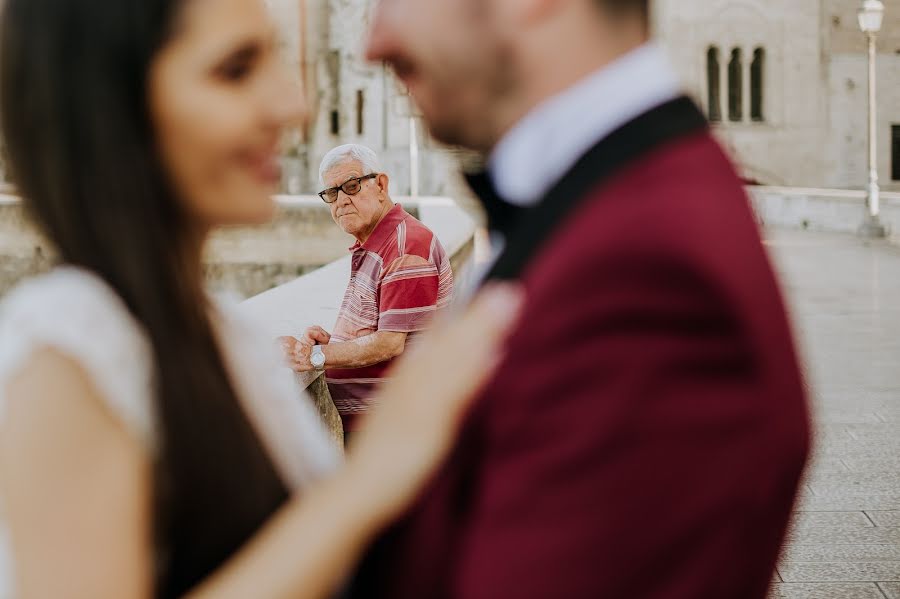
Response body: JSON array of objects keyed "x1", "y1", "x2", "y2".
[
  {"x1": 0, "y1": 193, "x2": 475, "y2": 296},
  {"x1": 748, "y1": 186, "x2": 900, "y2": 238}
]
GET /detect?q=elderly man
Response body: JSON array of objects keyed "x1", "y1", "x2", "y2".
[{"x1": 282, "y1": 144, "x2": 453, "y2": 436}]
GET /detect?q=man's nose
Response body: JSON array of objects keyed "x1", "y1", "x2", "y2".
[
  {"x1": 364, "y1": 0, "x2": 397, "y2": 63},
  {"x1": 336, "y1": 190, "x2": 353, "y2": 208},
  {"x1": 265, "y1": 64, "x2": 309, "y2": 130}
]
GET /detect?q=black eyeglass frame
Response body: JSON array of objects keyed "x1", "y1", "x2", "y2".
[{"x1": 318, "y1": 173, "x2": 379, "y2": 203}]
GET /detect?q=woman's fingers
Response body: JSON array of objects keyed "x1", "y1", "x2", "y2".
[
  {"x1": 342, "y1": 283, "x2": 524, "y2": 521},
  {"x1": 359, "y1": 282, "x2": 524, "y2": 445},
  {"x1": 394, "y1": 282, "x2": 524, "y2": 417}
]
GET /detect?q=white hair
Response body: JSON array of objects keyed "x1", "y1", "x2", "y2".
[{"x1": 318, "y1": 144, "x2": 382, "y2": 185}]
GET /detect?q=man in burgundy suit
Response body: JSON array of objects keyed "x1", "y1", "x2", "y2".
[{"x1": 354, "y1": 0, "x2": 810, "y2": 597}]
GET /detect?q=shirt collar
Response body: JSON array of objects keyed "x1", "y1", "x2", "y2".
[
  {"x1": 351, "y1": 203, "x2": 407, "y2": 252},
  {"x1": 488, "y1": 42, "x2": 681, "y2": 207}
]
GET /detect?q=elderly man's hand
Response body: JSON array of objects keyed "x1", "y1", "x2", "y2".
[
  {"x1": 277, "y1": 335, "x2": 314, "y2": 372},
  {"x1": 301, "y1": 325, "x2": 331, "y2": 346}
]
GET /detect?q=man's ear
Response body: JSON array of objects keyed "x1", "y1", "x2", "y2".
[{"x1": 377, "y1": 172, "x2": 390, "y2": 196}]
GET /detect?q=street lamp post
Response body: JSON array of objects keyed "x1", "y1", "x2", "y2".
[
  {"x1": 409, "y1": 112, "x2": 419, "y2": 198},
  {"x1": 858, "y1": 0, "x2": 888, "y2": 238}
]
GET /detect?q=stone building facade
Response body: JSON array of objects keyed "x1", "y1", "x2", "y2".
[
  {"x1": 0, "y1": 1, "x2": 893, "y2": 195},
  {"x1": 266, "y1": 0, "x2": 469, "y2": 200},
  {"x1": 270, "y1": 0, "x2": 900, "y2": 194},
  {"x1": 6, "y1": 1, "x2": 889, "y2": 195},
  {"x1": 655, "y1": 0, "x2": 900, "y2": 190}
]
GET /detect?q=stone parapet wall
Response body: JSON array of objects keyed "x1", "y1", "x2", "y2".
[
  {"x1": 0, "y1": 196, "x2": 54, "y2": 296},
  {"x1": 0, "y1": 194, "x2": 423, "y2": 298},
  {"x1": 748, "y1": 186, "x2": 900, "y2": 238}
]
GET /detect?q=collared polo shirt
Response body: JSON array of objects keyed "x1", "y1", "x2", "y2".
[{"x1": 326, "y1": 204, "x2": 453, "y2": 430}]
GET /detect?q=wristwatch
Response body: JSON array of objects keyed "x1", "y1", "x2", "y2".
[{"x1": 310, "y1": 345, "x2": 326, "y2": 370}]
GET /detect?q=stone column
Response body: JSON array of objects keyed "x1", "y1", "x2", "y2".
[
  {"x1": 742, "y1": 46, "x2": 752, "y2": 123},
  {"x1": 719, "y1": 50, "x2": 729, "y2": 123}
]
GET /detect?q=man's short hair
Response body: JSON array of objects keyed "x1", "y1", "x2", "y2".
[
  {"x1": 319, "y1": 144, "x2": 382, "y2": 185},
  {"x1": 596, "y1": 0, "x2": 649, "y2": 19}
]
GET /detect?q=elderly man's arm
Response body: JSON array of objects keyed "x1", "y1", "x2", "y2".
[{"x1": 283, "y1": 331, "x2": 407, "y2": 372}]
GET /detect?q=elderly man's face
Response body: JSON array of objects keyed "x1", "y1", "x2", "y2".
[
  {"x1": 365, "y1": 0, "x2": 516, "y2": 152},
  {"x1": 324, "y1": 160, "x2": 389, "y2": 242}
]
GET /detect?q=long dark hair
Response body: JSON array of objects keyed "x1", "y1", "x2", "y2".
[{"x1": 0, "y1": 0, "x2": 289, "y2": 595}]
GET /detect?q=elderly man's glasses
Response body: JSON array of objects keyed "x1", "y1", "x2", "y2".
[{"x1": 318, "y1": 173, "x2": 378, "y2": 204}]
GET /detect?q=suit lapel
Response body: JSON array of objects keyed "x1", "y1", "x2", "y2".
[{"x1": 482, "y1": 96, "x2": 708, "y2": 282}]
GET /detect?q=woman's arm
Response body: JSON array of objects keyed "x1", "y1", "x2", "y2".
[
  {"x1": 0, "y1": 284, "x2": 521, "y2": 599},
  {"x1": 189, "y1": 283, "x2": 523, "y2": 599},
  {"x1": 0, "y1": 348, "x2": 154, "y2": 599}
]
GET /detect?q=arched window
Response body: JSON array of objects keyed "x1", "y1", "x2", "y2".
[
  {"x1": 751, "y1": 48, "x2": 765, "y2": 122},
  {"x1": 706, "y1": 46, "x2": 722, "y2": 122},
  {"x1": 728, "y1": 48, "x2": 743, "y2": 122}
]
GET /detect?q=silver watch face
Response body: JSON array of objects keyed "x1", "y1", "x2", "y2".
[{"x1": 311, "y1": 347, "x2": 326, "y2": 368}]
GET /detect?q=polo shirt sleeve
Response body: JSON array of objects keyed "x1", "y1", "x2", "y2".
[{"x1": 377, "y1": 254, "x2": 441, "y2": 333}]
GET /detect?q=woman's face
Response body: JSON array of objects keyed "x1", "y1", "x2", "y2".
[{"x1": 149, "y1": 0, "x2": 305, "y2": 228}]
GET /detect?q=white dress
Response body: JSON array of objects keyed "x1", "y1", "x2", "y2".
[{"x1": 0, "y1": 267, "x2": 340, "y2": 598}]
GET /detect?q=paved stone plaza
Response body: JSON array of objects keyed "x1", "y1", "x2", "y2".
[{"x1": 766, "y1": 228, "x2": 900, "y2": 598}]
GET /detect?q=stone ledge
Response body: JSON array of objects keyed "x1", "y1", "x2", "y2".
[{"x1": 748, "y1": 186, "x2": 900, "y2": 239}]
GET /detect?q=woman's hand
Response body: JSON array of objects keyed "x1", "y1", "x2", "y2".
[
  {"x1": 185, "y1": 284, "x2": 523, "y2": 599},
  {"x1": 341, "y1": 282, "x2": 524, "y2": 525}
]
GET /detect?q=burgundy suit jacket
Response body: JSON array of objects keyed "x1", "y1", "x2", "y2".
[{"x1": 350, "y1": 98, "x2": 810, "y2": 599}]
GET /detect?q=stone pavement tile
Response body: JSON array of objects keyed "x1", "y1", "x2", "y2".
[
  {"x1": 810, "y1": 430, "x2": 856, "y2": 444},
  {"x1": 819, "y1": 393, "x2": 899, "y2": 407},
  {"x1": 778, "y1": 561, "x2": 900, "y2": 582},
  {"x1": 815, "y1": 423, "x2": 858, "y2": 433},
  {"x1": 844, "y1": 458, "x2": 900, "y2": 474},
  {"x1": 790, "y1": 512, "x2": 874, "y2": 528},
  {"x1": 845, "y1": 425, "x2": 900, "y2": 442},
  {"x1": 814, "y1": 449, "x2": 900, "y2": 463},
  {"x1": 814, "y1": 440, "x2": 900, "y2": 455},
  {"x1": 782, "y1": 544, "x2": 900, "y2": 562},
  {"x1": 806, "y1": 472, "x2": 900, "y2": 487},
  {"x1": 806, "y1": 482, "x2": 900, "y2": 497},
  {"x1": 817, "y1": 412, "x2": 885, "y2": 425},
  {"x1": 795, "y1": 495, "x2": 900, "y2": 512},
  {"x1": 879, "y1": 582, "x2": 900, "y2": 598},
  {"x1": 768, "y1": 582, "x2": 884, "y2": 598},
  {"x1": 799, "y1": 485, "x2": 900, "y2": 504},
  {"x1": 785, "y1": 525, "x2": 900, "y2": 545},
  {"x1": 805, "y1": 458, "x2": 851, "y2": 474},
  {"x1": 875, "y1": 412, "x2": 900, "y2": 423},
  {"x1": 816, "y1": 398, "x2": 891, "y2": 407},
  {"x1": 868, "y1": 512, "x2": 900, "y2": 527}
]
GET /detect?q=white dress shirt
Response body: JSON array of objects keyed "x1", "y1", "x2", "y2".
[{"x1": 489, "y1": 42, "x2": 683, "y2": 208}]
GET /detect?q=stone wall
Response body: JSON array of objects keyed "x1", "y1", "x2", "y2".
[
  {"x1": 264, "y1": 0, "x2": 485, "y2": 209},
  {"x1": 748, "y1": 185, "x2": 900, "y2": 237},
  {"x1": 0, "y1": 194, "x2": 423, "y2": 299},
  {"x1": 0, "y1": 198, "x2": 54, "y2": 296}
]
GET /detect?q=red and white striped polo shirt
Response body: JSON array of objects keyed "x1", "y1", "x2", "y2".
[{"x1": 326, "y1": 204, "x2": 453, "y2": 430}]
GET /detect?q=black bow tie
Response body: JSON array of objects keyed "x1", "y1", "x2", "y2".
[{"x1": 464, "y1": 171, "x2": 527, "y2": 237}]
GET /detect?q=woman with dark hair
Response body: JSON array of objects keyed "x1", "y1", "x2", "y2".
[{"x1": 0, "y1": 0, "x2": 520, "y2": 597}]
